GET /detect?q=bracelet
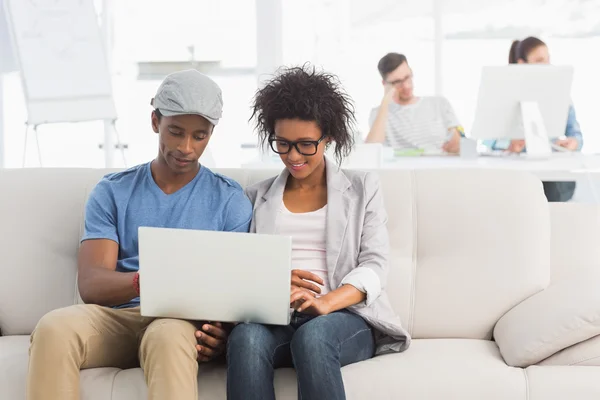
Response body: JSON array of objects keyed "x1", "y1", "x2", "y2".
[{"x1": 133, "y1": 272, "x2": 140, "y2": 296}]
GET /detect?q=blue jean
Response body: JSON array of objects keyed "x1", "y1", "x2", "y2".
[{"x1": 226, "y1": 310, "x2": 375, "y2": 400}]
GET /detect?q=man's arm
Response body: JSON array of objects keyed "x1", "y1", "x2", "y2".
[
  {"x1": 439, "y1": 97, "x2": 462, "y2": 154},
  {"x1": 77, "y1": 239, "x2": 138, "y2": 306},
  {"x1": 77, "y1": 180, "x2": 137, "y2": 306},
  {"x1": 442, "y1": 128, "x2": 461, "y2": 154},
  {"x1": 365, "y1": 85, "x2": 395, "y2": 144},
  {"x1": 223, "y1": 190, "x2": 253, "y2": 233},
  {"x1": 556, "y1": 104, "x2": 583, "y2": 151}
]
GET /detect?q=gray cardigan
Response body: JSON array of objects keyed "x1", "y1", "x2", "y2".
[{"x1": 244, "y1": 157, "x2": 411, "y2": 354}]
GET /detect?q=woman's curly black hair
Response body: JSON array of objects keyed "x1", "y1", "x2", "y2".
[{"x1": 250, "y1": 64, "x2": 356, "y2": 165}]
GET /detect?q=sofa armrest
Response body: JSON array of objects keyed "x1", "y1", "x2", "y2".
[
  {"x1": 538, "y1": 334, "x2": 600, "y2": 366},
  {"x1": 493, "y1": 269, "x2": 600, "y2": 368}
]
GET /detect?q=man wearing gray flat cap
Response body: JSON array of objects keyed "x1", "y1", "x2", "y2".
[{"x1": 26, "y1": 70, "x2": 252, "y2": 400}]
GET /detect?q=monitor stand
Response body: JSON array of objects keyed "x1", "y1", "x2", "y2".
[{"x1": 520, "y1": 101, "x2": 552, "y2": 159}]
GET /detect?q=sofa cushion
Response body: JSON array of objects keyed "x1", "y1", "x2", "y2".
[
  {"x1": 549, "y1": 203, "x2": 600, "y2": 283},
  {"x1": 538, "y1": 334, "x2": 600, "y2": 367},
  {"x1": 343, "y1": 338, "x2": 527, "y2": 400},
  {"x1": 5, "y1": 335, "x2": 600, "y2": 400},
  {"x1": 3, "y1": 336, "x2": 527, "y2": 400},
  {"x1": 107, "y1": 364, "x2": 299, "y2": 400},
  {"x1": 0, "y1": 335, "x2": 29, "y2": 400},
  {"x1": 80, "y1": 368, "x2": 121, "y2": 400},
  {"x1": 525, "y1": 365, "x2": 600, "y2": 400},
  {"x1": 494, "y1": 269, "x2": 600, "y2": 367},
  {"x1": 410, "y1": 169, "x2": 550, "y2": 339},
  {"x1": 0, "y1": 169, "x2": 111, "y2": 335},
  {"x1": 107, "y1": 339, "x2": 527, "y2": 400}
]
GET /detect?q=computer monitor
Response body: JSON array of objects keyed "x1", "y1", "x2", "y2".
[{"x1": 470, "y1": 65, "x2": 574, "y2": 151}]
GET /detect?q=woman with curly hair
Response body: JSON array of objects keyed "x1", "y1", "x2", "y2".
[{"x1": 226, "y1": 65, "x2": 410, "y2": 400}]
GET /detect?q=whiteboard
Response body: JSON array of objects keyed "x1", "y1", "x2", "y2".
[
  {"x1": 3, "y1": 0, "x2": 117, "y2": 124},
  {"x1": 0, "y1": 0, "x2": 17, "y2": 73}
]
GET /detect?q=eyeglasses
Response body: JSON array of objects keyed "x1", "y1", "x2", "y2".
[
  {"x1": 268, "y1": 136, "x2": 326, "y2": 156},
  {"x1": 386, "y1": 73, "x2": 413, "y2": 87}
]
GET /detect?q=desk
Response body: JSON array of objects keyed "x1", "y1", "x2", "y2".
[
  {"x1": 241, "y1": 154, "x2": 600, "y2": 182},
  {"x1": 383, "y1": 154, "x2": 600, "y2": 182}
]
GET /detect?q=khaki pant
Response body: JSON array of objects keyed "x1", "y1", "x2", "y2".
[{"x1": 26, "y1": 304, "x2": 199, "y2": 400}]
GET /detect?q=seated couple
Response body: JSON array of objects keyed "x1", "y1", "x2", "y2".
[{"x1": 26, "y1": 66, "x2": 410, "y2": 400}]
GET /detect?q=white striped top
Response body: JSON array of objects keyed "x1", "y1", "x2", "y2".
[{"x1": 369, "y1": 96, "x2": 459, "y2": 150}]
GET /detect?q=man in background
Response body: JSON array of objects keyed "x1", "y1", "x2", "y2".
[{"x1": 366, "y1": 52, "x2": 463, "y2": 153}]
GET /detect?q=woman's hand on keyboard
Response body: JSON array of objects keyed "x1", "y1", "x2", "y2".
[
  {"x1": 555, "y1": 137, "x2": 578, "y2": 151},
  {"x1": 508, "y1": 140, "x2": 526, "y2": 153},
  {"x1": 291, "y1": 269, "x2": 324, "y2": 295},
  {"x1": 290, "y1": 287, "x2": 332, "y2": 316}
]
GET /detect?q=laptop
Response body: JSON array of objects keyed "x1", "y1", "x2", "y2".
[{"x1": 138, "y1": 226, "x2": 292, "y2": 326}]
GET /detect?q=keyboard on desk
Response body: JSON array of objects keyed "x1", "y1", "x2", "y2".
[
  {"x1": 479, "y1": 150, "x2": 578, "y2": 159},
  {"x1": 478, "y1": 151, "x2": 504, "y2": 157}
]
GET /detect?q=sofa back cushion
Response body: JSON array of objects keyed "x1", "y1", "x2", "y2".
[
  {"x1": 0, "y1": 166, "x2": 551, "y2": 340},
  {"x1": 549, "y1": 203, "x2": 600, "y2": 283},
  {"x1": 408, "y1": 169, "x2": 551, "y2": 339},
  {"x1": 0, "y1": 169, "x2": 112, "y2": 335}
]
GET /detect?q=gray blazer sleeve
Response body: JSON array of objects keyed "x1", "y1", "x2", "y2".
[
  {"x1": 341, "y1": 172, "x2": 390, "y2": 306},
  {"x1": 362, "y1": 172, "x2": 390, "y2": 280}
]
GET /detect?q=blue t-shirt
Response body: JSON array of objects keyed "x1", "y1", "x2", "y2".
[{"x1": 81, "y1": 161, "x2": 253, "y2": 308}]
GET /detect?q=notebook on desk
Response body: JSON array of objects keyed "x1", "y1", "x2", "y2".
[{"x1": 393, "y1": 148, "x2": 452, "y2": 157}]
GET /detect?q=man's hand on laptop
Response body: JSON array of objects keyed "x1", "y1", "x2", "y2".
[
  {"x1": 291, "y1": 269, "x2": 323, "y2": 295},
  {"x1": 195, "y1": 322, "x2": 228, "y2": 362}
]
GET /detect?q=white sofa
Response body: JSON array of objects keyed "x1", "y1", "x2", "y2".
[{"x1": 1, "y1": 167, "x2": 599, "y2": 400}]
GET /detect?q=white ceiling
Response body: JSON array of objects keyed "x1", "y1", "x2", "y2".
[{"x1": 348, "y1": 0, "x2": 600, "y2": 37}]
